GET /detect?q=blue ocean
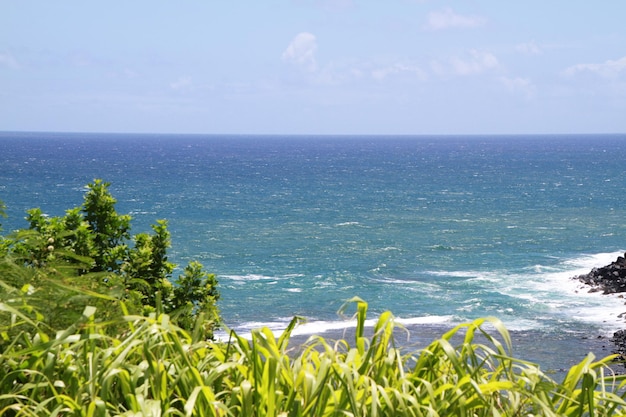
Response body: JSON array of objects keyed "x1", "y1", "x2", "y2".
[{"x1": 2, "y1": 132, "x2": 626, "y2": 371}]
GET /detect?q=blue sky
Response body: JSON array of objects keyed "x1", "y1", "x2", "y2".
[{"x1": 2, "y1": 1, "x2": 625, "y2": 135}]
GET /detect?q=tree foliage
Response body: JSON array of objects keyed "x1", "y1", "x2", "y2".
[{"x1": 0, "y1": 179, "x2": 219, "y2": 339}]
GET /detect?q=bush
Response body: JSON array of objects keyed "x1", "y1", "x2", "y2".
[{"x1": 0, "y1": 180, "x2": 219, "y2": 339}]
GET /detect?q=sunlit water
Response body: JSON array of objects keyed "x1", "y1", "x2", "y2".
[{"x1": 2, "y1": 132, "x2": 626, "y2": 371}]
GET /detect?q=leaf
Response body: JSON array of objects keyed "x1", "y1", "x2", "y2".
[{"x1": 83, "y1": 306, "x2": 97, "y2": 318}]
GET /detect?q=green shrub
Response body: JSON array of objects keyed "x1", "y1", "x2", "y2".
[{"x1": 0, "y1": 180, "x2": 219, "y2": 338}]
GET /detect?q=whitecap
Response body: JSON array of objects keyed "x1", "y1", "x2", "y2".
[
  {"x1": 222, "y1": 274, "x2": 280, "y2": 282},
  {"x1": 216, "y1": 314, "x2": 454, "y2": 341}
]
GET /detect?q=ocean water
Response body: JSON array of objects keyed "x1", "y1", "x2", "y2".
[{"x1": 2, "y1": 131, "x2": 626, "y2": 371}]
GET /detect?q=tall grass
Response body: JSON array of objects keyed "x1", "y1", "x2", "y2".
[{"x1": 2, "y1": 295, "x2": 626, "y2": 416}]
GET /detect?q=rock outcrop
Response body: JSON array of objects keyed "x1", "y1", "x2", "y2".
[
  {"x1": 573, "y1": 252, "x2": 626, "y2": 358},
  {"x1": 574, "y1": 252, "x2": 626, "y2": 294},
  {"x1": 613, "y1": 330, "x2": 626, "y2": 358}
]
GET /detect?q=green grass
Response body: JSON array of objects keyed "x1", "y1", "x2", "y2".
[{"x1": 2, "y1": 297, "x2": 626, "y2": 416}]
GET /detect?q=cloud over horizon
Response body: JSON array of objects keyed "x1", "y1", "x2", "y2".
[
  {"x1": 282, "y1": 32, "x2": 318, "y2": 72},
  {"x1": 371, "y1": 62, "x2": 427, "y2": 81},
  {"x1": 516, "y1": 41, "x2": 542, "y2": 55},
  {"x1": 2, "y1": 2, "x2": 625, "y2": 135},
  {"x1": 499, "y1": 76, "x2": 536, "y2": 99},
  {"x1": 423, "y1": 7, "x2": 486, "y2": 31},
  {"x1": 431, "y1": 49, "x2": 499, "y2": 76},
  {"x1": 564, "y1": 56, "x2": 626, "y2": 79}
]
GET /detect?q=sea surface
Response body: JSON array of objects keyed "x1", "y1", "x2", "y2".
[{"x1": 1, "y1": 131, "x2": 626, "y2": 372}]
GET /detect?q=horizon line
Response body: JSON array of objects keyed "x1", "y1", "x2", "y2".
[{"x1": 2, "y1": 130, "x2": 626, "y2": 138}]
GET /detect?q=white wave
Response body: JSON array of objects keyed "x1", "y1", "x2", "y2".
[
  {"x1": 129, "y1": 210, "x2": 156, "y2": 215},
  {"x1": 395, "y1": 315, "x2": 454, "y2": 326},
  {"x1": 562, "y1": 251, "x2": 625, "y2": 272},
  {"x1": 216, "y1": 251, "x2": 626, "y2": 340},
  {"x1": 222, "y1": 273, "x2": 305, "y2": 282},
  {"x1": 422, "y1": 250, "x2": 626, "y2": 333},
  {"x1": 502, "y1": 251, "x2": 626, "y2": 332},
  {"x1": 368, "y1": 276, "x2": 443, "y2": 292},
  {"x1": 486, "y1": 317, "x2": 544, "y2": 332},
  {"x1": 216, "y1": 314, "x2": 453, "y2": 341},
  {"x1": 426, "y1": 270, "x2": 483, "y2": 279},
  {"x1": 527, "y1": 264, "x2": 561, "y2": 273},
  {"x1": 222, "y1": 274, "x2": 282, "y2": 282}
]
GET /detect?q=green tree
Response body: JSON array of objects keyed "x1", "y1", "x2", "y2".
[
  {"x1": 0, "y1": 199, "x2": 8, "y2": 256},
  {"x1": 123, "y1": 220, "x2": 175, "y2": 310},
  {"x1": 0, "y1": 180, "x2": 220, "y2": 337},
  {"x1": 82, "y1": 179, "x2": 131, "y2": 272},
  {"x1": 172, "y1": 261, "x2": 220, "y2": 333}
]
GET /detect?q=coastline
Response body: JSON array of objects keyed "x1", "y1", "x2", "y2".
[
  {"x1": 573, "y1": 252, "x2": 626, "y2": 363},
  {"x1": 232, "y1": 319, "x2": 621, "y2": 380}
]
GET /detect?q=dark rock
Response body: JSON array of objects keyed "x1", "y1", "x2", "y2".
[
  {"x1": 573, "y1": 252, "x2": 626, "y2": 358},
  {"x1": 573, "y1": 252, "x2": 626, "y2": 294},
  {"x1": 613, "y1": 330, "x2": 626, "y2": 356}
]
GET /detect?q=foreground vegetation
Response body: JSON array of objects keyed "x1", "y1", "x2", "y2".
[{"x1": 2, "y1": 296, "x2": 626, "y2": 416}]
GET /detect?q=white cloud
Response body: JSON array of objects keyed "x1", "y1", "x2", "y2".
[
  {"x1": 282, "y1": 32, "x2": 318, "y2": 72},
  {"x1": 563, "y1": 56, "x2": 626, "y2": 79},
  {"x1": 0, "y1": 52, "x2": 20, "y2": 69},
  {"x1": 423, "y1": 7, "x2": 486, "y2": 31},
  {"x1": 443, "y1": 49, "x2": 499, "y2": 76},
  {"x1": 499, "y1": 76, "x2": 536, "y2": 99},
  {"x1": 371, "y1": 63, "x2": 427, "y2": 81},
  {"x1": 308, "y1": 0, "x2": 354, "y2": 12},
  {"x1": 170, "y1": 76, "x2": 193, "y2": 91},
  {"x1": 516, "y1": 41, "x2": 542, "y2": 55}
]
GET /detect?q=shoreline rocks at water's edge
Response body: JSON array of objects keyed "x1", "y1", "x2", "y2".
[{"x1": 573, "y1": 252, "x2": 626, "y2": 358}]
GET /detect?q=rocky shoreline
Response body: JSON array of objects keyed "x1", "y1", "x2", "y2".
[{"x1": 573, "y1": 252, "x2": 626, "y2": 358}]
